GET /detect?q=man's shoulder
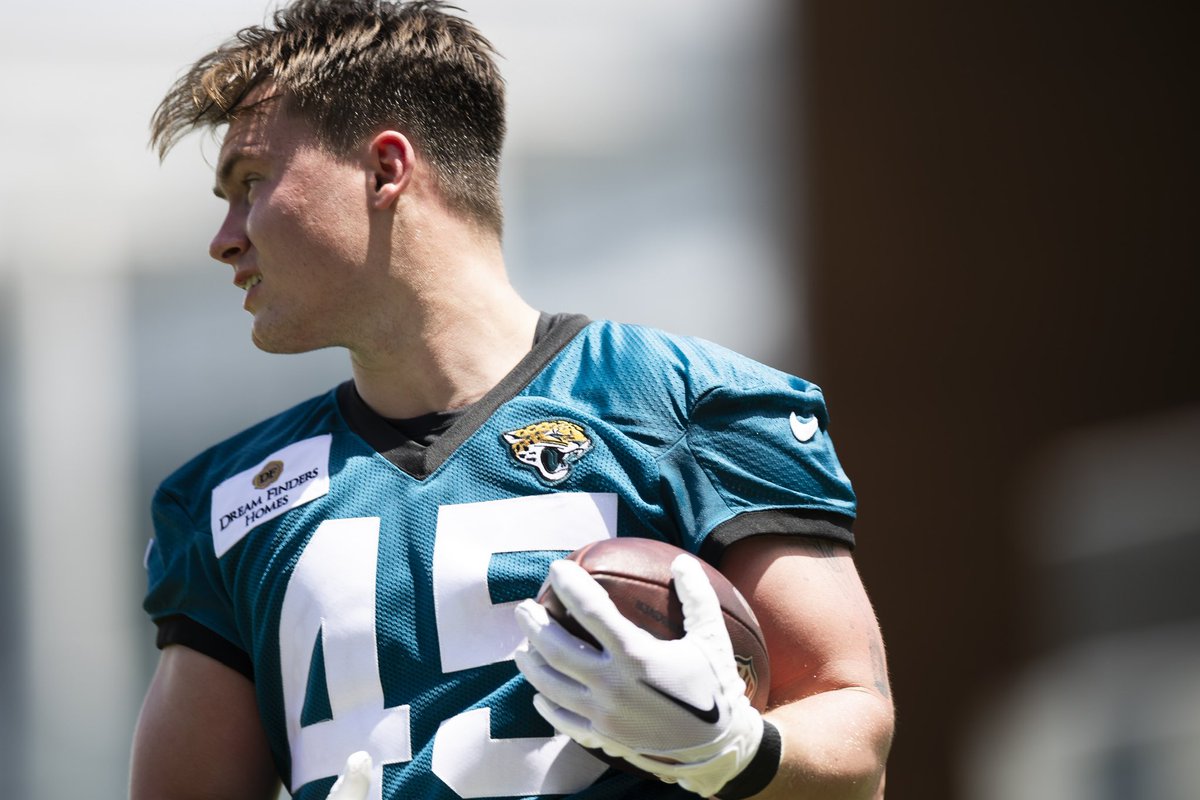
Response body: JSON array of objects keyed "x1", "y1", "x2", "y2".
[
  {"x1": 577, "y1": 320, "x2": 807, "y2": 390},
  {"x1": 157, "y1": 386, "x2": 343, "y2": 500},
  {"x1": 535, "y1": 320, "x2": 821, "y2": 444}
]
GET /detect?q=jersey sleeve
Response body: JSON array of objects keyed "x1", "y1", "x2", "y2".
[
  {"x1": 143, "y1": 485, "x2": 248, "y2": 666},
  {"x1": 653, "y1": 341, "x2": 857, "y2": 563}
]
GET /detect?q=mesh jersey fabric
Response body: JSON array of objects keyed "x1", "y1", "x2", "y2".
[{"x1": 143, "y1": 316, "x2": 856, "y2": 800}]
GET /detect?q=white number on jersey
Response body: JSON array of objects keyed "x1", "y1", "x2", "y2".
[{"x1": 279, "y1": 493, "x2": 617, "y2": 799}]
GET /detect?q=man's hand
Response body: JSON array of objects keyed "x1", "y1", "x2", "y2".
[
  {"x1": 326, "y1": 751, "x2": 372, "y2": 800},
  {"x1": 514, "y1": 554, "x2": 768, "y2": 798}
]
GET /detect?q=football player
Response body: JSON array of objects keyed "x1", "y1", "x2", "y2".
[{"x1": 129, "y1": 2, "x2": 894, "y2": 799}]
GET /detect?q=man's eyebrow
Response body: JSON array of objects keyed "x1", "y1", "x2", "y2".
[{"x1": 213, "y1": 152, "x2": 249, "y2": 199}]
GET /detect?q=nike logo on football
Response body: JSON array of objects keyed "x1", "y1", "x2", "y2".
[
  {"x1": 640, "y1": 680, "x2": 721, "y2": 724},
  {"x1": 790, "y1": 412, "x2": 819, "y2": 443}
]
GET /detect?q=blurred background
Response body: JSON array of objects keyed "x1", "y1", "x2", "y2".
[{"x1": 0, "y1": 1, "x2": 1196, "y2": 798}]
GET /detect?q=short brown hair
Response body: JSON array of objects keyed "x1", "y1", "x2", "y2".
[{"x1": 151, "y1": 0, "x2": 507, "y2": 233}]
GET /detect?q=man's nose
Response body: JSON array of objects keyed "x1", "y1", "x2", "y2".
[{"x1": 209, "y1": 211, "x2": 249, "y2": 264}]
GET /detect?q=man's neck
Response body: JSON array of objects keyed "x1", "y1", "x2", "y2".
[
  {"x1": 347, "y1": 178, "x2": 543, "y2": 419},
  {"x1": 347, "y1": 276, "x2": 540, "y2": 420}
]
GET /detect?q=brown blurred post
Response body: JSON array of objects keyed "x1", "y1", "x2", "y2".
[{"x1": 796, "y1": 3, "x2": 1199, "y2": 798}]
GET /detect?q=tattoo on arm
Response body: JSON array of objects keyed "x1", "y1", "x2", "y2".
[
  {"x1": 868, "y1": 632, "x2": 891, "y2": 700},
  {"x1": 805, "y1": 537, "x2": 891, "y2": 700},
  {"x1": 806, "y1": 537, "x2": 857, "y2": 592}
]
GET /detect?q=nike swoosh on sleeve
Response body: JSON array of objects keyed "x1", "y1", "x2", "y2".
[{"x1": 789, "y1": 412, "x2": 819, "y2": 443}]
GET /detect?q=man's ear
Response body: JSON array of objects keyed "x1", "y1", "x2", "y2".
[{"x1": 368, "y1": 131, "x2": 415, "y2": 209}]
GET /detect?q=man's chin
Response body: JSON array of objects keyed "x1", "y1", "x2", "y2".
[{"x1": 250, "y1": 325, "x2": 326, "y2": 355}]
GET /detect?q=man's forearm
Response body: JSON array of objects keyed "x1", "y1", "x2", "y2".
[{"x1": 737, "y1": 687, "x2": 894, "y2": 800}]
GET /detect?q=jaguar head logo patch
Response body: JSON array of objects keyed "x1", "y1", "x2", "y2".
[{"x1": 502, "y1": 420, "x2": 592, "y2": 482}]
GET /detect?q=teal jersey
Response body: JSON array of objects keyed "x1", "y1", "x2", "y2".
[{"x1": 144, "y1": 316, "x2": 856, "y2": 800}]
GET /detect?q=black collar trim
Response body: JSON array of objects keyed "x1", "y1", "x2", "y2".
[{"x1": 336, "y1": 313, "x2": 591, "y2": 478}]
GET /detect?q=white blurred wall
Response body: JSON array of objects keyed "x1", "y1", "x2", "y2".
[{"x1": 0, "y1": 2, "x2": 798, "y2": 797}]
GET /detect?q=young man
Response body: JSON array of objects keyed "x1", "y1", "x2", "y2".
[{"x1": 130, "y1": 2, "x2": 894, "y2": 799}]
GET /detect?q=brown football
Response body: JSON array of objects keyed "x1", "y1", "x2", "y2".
[{"x1": 537, "y1": 537, "x2": 771, "y2": 712}]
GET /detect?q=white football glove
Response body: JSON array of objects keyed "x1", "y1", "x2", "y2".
[
  {"x1": 325, "y1": 751, "x2": 372, "y2": 800},
  {"x1": 514, "y1": 554, "x2": 766, "y2": 798}
]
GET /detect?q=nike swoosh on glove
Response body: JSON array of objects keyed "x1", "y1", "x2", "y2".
[
  {"x1": 325, "y1": 751, "x2": 372, "y2": 800},
  {"x1": 514, "y1": 554, "x2": 766, "y2": 798}
]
